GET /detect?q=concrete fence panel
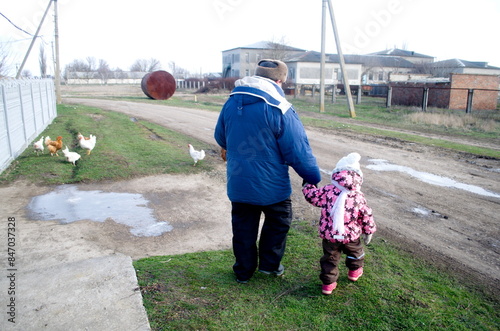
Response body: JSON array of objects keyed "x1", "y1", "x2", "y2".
[{"x1": 0, "y1": 79, "x2": 57, "y2": 173}]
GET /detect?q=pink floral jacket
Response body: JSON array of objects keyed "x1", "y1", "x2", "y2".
[{"x1": 302, "y1": 170, "x2": 376, "y2": 244}]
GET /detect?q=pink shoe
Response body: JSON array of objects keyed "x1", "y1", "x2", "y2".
[
  {"x1": 321, "y1": 282, "x2": 337, "y2": 295},
  {"x1": 348, "y1": 267, "x2": 363, "y2": 281}
]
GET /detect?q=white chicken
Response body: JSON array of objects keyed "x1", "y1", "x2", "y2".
[
  {"x1": 77, "y1": 133, "x2": 97, "y2": 155},
  {"x1": 62, "y1": 146, "x2": 81, "y2": 166},
  {"x1": 33, "y1": 136, "x2": 44, "y2": 156},
  {"x1": 188, "y1": 144, "x2": 205, "y2": 166}
]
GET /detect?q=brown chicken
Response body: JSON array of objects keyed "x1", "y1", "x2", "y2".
[{"x1": 44, "y1": 136, "x2": 63, "y2": 156}]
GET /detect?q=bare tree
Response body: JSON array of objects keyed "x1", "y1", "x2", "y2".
[
  {"x1": 63, "y1": 59, "x2": 91, "y2": 81},
  {"x1": 130, "y1": 58, "x2": 161, "y2": 72},
  {"x1": 168, "y1": 61, "x2": 189, "y2": 78},
  {"x1": 0, "y1": 42, "x2": 11, "y2": 78},
  {"x1": 146, "y1": 58, "x2": 161, "y2": 72},
  {"x1": 86, "y1": 57, "x2": 97, "y2": 71},
  {"x1": 97, "y1": 59, "x2": 112, "y2": 83},
  {"x1": 264, "y1": 36, "x2": 291, "y2": 61},
  {"x1": 21, "y1": 69, "x2": 32, "y2": 78},
  {"x1": 39, "y1": 44, "x2": 47, "y2": 78}
]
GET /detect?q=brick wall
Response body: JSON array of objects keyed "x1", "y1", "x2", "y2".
[
  {"x1": 449, "y1": 74, "x2": 499, "y2": 110},
  {"x1": 390, "y1": 82, "x2": 451, "y2": 108},
  {"x1": 389, "y1": 74, "x2": 499, "y2": 110}
]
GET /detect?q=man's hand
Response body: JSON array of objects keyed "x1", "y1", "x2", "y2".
[{"x1": 221, "y1": 148, "x2": 227, "y2": 162}]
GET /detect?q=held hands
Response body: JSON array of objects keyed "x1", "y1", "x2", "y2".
[
  {"x1": 301, "y1": 179, "x2": 318, "y2": 187},
  {"x1": 363, "y1": 234, "x2": 373, "y2": 245}
]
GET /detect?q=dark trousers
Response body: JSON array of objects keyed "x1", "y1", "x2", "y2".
[
  {"x1": 231, "y1": 198, "x2": 292, "y2": 281},
  {"x1": 319, "y1": 238, "x2": 365, "y2": 285}
]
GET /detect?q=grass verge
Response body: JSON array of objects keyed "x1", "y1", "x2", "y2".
[
  {"x1": 0, "y1": 104, "x2": 213, "y2": 185},
  {"x1": 134, "y1": 220, "x2": 499, "y2": 331},
  {"x1": 301, "y1": 116, "x2": 500, "y2": 158}
]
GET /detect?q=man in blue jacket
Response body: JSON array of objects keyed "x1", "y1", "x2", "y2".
[{"x1": 214, "y1": 59, "x2": 321, "y2": 283}]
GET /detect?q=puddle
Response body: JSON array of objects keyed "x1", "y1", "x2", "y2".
[
  {"x1": 412, "y1": 207, "x2": 430, "y2": 216},
  {"x1": 27, "y1": 185, "x2": 173, "y2": 237},
  {"x1": 366, "y1": 159, "x2": 500, "y2": 199}
]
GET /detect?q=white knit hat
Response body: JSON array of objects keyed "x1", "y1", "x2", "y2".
[{"x1": 332, "y1": 152, "x2": 363, "y2": 177}]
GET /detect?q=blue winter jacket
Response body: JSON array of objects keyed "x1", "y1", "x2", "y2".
[{"x1": 214, "y1": 76, "x2": 321, "y2": 205}]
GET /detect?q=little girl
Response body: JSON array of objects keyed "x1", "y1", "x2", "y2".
[{"x1": 302, "y1": 152, "x2": 376, "y2": 295}]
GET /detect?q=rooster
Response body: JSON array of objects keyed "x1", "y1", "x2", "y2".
[
  {"x1": 62, "y1": 146, "x2": 81, "y2": 166},
  {"x1": 188, "y1": 144, "x2": 205, "y2": 166},
  {"x1": 77, "y1": 133, "x2": 97, "y2": 155},
  {"x1": 33, "y1": 136, "x2": 44, "y2": 156},
  {"x1": 45, "y1": 136, "x2": 63, "y2": 156}
]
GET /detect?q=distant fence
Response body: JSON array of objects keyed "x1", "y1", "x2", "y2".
[
  {"x1": 0, "y1": 79, "x2": 57, "y2": 173},
  {"x1": 292, "y1": 84, "x2": 500, "y2": 112}
]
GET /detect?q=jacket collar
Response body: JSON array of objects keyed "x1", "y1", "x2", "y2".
[{"x1": 231, "y1": 76, "x2": 291, "y2": 114}]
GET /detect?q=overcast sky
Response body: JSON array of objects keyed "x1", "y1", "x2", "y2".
[{"x1": 1, "y1": 0, "x2": 499, "y2": 77}]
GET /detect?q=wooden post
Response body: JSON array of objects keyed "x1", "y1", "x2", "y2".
[
  {"x1": 332, "y1": 84, "x2": 336, "y2": 103},
  {"x1": 16, "y1": 0, "x2": 52, "y2": 79},
  {"x1": 54, "y1": 0, "x2": 61, "y2": 104},
  {"x1": 386, "y1": 86, "x2": 392, "y2": 108},
  {"x1": 327, "y1": 0, "x2": 355, "y2": 117},
  {"x1": 356, "y1": 85, "x2": 362, "y2": 104},
  {"x1": 422, "y1": 87, "x2": 429, "y2": 112},
  {"x1": 319, "y1": 0, "x2": 327, "y2": 112},
  {"x1": 466, "y1": 89, "x2": 474, "y2": 113}
]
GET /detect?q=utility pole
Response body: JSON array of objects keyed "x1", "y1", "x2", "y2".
[
  {"x1": 319, "y1": 0, "x2": 327, "y2": 113},
  {"x1": 16, "y1": 0, "x2": 53, "y2": 78},
  {"x1": 53, "y1": 0, "x2": 61, "y2": 103},
  {"x1": 323, "y1": 0, "x2": 356, "y2": 117}
]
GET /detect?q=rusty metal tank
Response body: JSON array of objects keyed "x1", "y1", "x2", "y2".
[{"x1": 141, "y1": 70, "x2": 176, "y2": 100}]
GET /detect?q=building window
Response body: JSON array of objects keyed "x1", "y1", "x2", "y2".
[
  {"x1": 245, "y1": 52, "x2": 250, "y2": 63},
  {"x1": 245, "y1": 69, "x2": 250, "y2": 76},
  {"x1": 378, "y1": 72, "x2": 384, "y2": 81}
]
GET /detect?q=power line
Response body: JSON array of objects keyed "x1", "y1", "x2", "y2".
[{"x1": 0, "y1": 12, "x2": 34, "y2": 36}]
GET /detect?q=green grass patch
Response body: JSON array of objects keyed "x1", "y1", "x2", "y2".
[
  {"x1": 0, "y1": 104, "x2": 213, "y2": 185},
  {"x1": 134, "y1": 220, "x2": 499, "y2": 331}
]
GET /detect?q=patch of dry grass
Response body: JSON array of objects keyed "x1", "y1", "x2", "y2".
[{"x1": 407, "y1": 111, "x2": 498, "y2": 132}]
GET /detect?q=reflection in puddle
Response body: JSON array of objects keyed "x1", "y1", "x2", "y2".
[
  {"x1": 366, "y1": 159, "x2": 500, "y2": 199},
  {"x1": 27, "y1": 185, "x2": 173, "y2": 237}
]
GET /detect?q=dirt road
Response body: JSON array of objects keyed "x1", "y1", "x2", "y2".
[{"x1": 3, "y1": 89, "x2": 498, "y2": 299}]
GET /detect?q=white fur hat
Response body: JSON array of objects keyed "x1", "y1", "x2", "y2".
[{"x1": 332, "y1": 152, "x2": 363, "y2": 177}]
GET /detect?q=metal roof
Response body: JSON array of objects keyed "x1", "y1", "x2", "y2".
[
  {"x1": 369, "y1": 48, "x2": 434, "y2": 59},
  {"x1": 223, "y1": 41, "x2": 306, "y2": 52},
  {"x1": 286, "y1": 51, "x2": 415, "y2": 68},
  {"x1": 431, "y1": 58, "x2": 500, "y2": 69}
]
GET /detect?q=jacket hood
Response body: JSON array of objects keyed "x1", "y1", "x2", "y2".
[
  {"x1": 231, "y1": 76, "x2": 291, "y2": 114},
  {"x1": 331, "y1": 170, "x2": 363, "y2": 191}
]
